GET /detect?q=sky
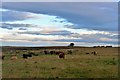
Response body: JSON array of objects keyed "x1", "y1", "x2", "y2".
[
  {"x1": 0, "y1": 2, "x2": 119, "y2": 47},
  {"x1": 1, "y1": 0, "x2": 120, "y2": 2}
]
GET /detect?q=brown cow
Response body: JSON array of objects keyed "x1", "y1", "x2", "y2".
[
  {"x1": 59, "y1": 52, "x2": 65, "y2": 59},
  {"x1": 11, "y1": 56, "x2": 17, "y2": 60},
  {"x1": 55, "y1": 51, "x2": 61, "y2": 55}
]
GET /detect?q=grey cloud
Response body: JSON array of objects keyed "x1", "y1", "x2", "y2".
[
  {"x1": 1, "y1": 26, "x2": 13, "y2": 30},
  {"x1": 55, "y1": 38, "x2": 117, "y2": 44},
  {"x1": 18, "y1": 28, "x2": 27, "y2": 30},
  {"x1": 53, "y1": 32, "x2": 118, "y2": 44},
  {"x1": 17, "y1": 30, "x2": 72, "y2": 36},
  {"x1": 17, "y1": 29, "x2": 118, "y2": 45},
  {"x1": 18, "y1": 31, "x2": 41, "y2": 35},
  {"x1": 71, "y1": 33, "x2": 118, "y2": 39},
  {"x1": 0, "y1": 23, "x2": 37, "y2": 30},
  {"x1": 1, "y1": 10, "x2": 30, "y2": 21},
  {"x1": 1, "y1": 9, "x2": 41, "y2": 22},
  {"x1": 47, "y1": 30, "x2": 72, "y2": 35},
  {"x1": 2, "y1": 2, "x2": 118, "y2": 31}
]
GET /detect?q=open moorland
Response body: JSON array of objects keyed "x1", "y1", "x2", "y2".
[{"x1": 1, "y1": 46, "x2": 119, "y2": 78}]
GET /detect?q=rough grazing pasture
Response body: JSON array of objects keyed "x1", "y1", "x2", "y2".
[{"x1": 2, "y1": 46, "x2": 119, "y2": 78}]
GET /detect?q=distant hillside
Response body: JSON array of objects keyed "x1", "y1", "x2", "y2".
[
  {"x1": 1, "y1": 46, "x2": 88, "y2": 51},
  {"x1": 1, "y1": 46, "x2": 119, "y2": 51}
]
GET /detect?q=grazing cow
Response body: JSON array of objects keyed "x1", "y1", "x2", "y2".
[
  {"x1": 59, "y1": 52, "x2": 65, "y2": 59},
  {"x1": 44, "y1": 50, "x2": 49, "y2": 54},
  {"x1": 11, "y1": 56, "x2": 17, "y2": 60},
  {"x1": 55, "y1": 51, "x2": 61, "y2": 55},
  {"x1": 23, "y1": 54, "x2": 32, "y2": 59},
  {"x1": 23, "y1": 54, "x2": 28, "y2": 59},
  {"x1": 50, "y1": 51, "x2": 55, "y2": 55},
  {"x1": 27, "y1": 54, "x2": 32, "y2": 57}
]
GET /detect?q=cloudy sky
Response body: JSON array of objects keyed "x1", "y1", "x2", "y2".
[{"x1": 0, "y1": 2, "x2": 118, "y2": 46}]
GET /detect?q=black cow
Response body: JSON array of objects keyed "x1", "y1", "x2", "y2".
[
  {"x1": 50, "y1": 51, "x2": 55, "y2": 55},
  {"x1": 23, "y1": 54, "x2": 32, "y2": 59},
  {"x1": 59, "y1": 52, "x2": 65, "y2": 59},
  {"x1": 93, "y1": 51, "x2": 97, "y2": 55},
  {"x1": 2, "y1": 55, "x2": 5, "y2": 60},
  {"x1": 44, "y1": 50, "x2": 49, "y2": 54}
]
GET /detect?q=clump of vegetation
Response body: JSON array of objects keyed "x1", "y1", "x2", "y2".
[
  {"x1": 68, "y1": 43, "x2": 74, "y2": 47},
  {"x1": 104, "y1": 60, "x2": 117, "y2": 65}
]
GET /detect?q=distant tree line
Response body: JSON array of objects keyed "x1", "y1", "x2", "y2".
[{"x1": 93, "y1": 46, "x2": 112, "y2": 48}]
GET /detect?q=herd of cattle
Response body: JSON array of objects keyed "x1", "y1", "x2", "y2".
[
  {"x1": 0, "y1": 50, "x2": 67, "y2": 60},
  {"x1": 0, "y1": 50, "x2": 97, "y2": 60},
  {"x1": 86, "y1": 51, "x2": 97, "y2": 55},
  {"x1": 23, "y1": 51, "x2": 65, "y2": 59}
]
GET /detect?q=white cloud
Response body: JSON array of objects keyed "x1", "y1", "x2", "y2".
[
  {"x1": 99, "y1": 37, "x2": 118, "y2": 42},
  {"x1": 0, "y1": 22, "x2": 118, "y2": 46},
  {"x1": 64, "y1": 27, "x2": 118, "y2": 36},
  {"x1": 0, "y1": 8, "x2": 9, "y2": 12}
]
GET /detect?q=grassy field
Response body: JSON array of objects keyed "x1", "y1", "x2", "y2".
[{"x1": 2, "y1": 47, "x2": 119, "y2": 78}]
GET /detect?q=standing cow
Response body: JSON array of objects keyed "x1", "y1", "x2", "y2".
[
  {"x1": 2, "y1": 55, "x2": 5, "y2": 60},
  {"x1": 0, "y1": 52, "x2": 5, "y2": 60},
  {"x1": 91, "y1": 51, "x2": 97, "y2": 55}
]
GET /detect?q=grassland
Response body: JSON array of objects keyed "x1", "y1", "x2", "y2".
[{"x1": 1, "y1": 46, "x2": 119, "y2": 78}]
